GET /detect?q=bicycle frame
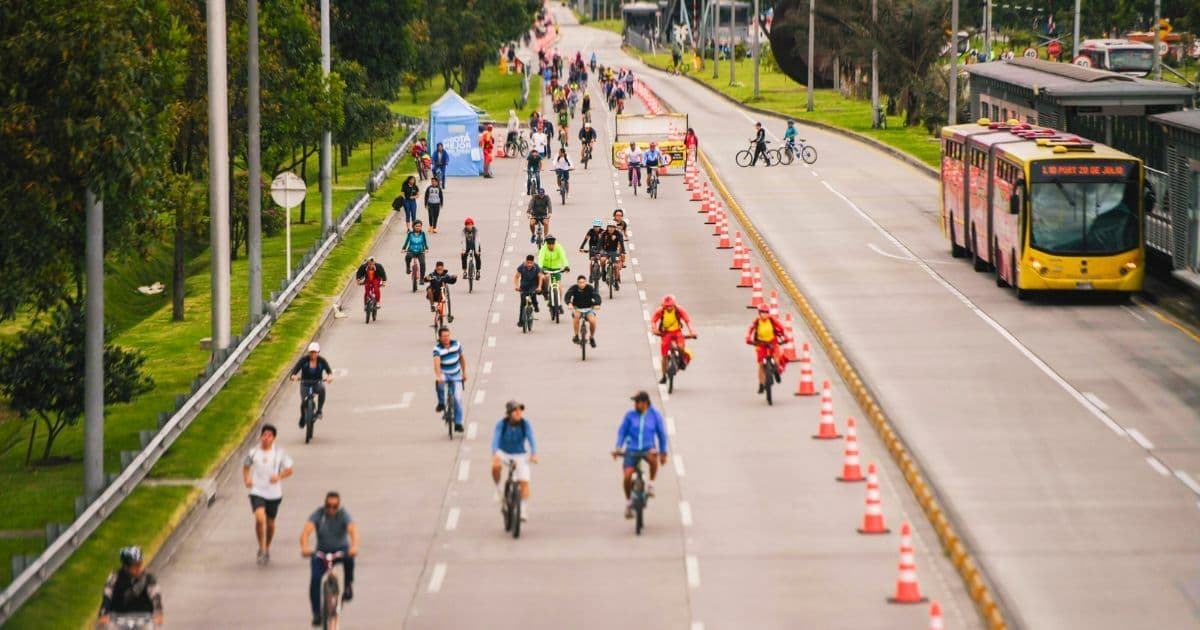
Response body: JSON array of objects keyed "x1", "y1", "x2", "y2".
[{"x1": 315, "y1": 550, "x2": 345, "y2": 628}]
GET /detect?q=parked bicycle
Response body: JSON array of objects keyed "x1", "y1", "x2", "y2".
[
  {"x1": 505, "y1": 131, "x2": 529, "y2": 158},
  {"x1": 314, "y1": 550, "x2": 345, "y2": 629},
  {"x1": 501, "y1": 459, "x2": 522, "y2": 538}
]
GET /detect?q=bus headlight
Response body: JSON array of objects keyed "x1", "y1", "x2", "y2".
[
  {"x1": 1120, "y1": 261, "x2": 1138, "y2": 276},
  {"x1": 1031, "y1": 260, "x2": 1047, "y2": 275}
]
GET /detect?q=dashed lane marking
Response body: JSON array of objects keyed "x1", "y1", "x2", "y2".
[
  {"x1": 427, "y1": 563, "x2": 447, "y2": 593},
  {"x1": 466, "y1": 422, "x2": 478, "y2": 440},
  {"x1": 491, "y1": 313, "x2": 500, "y2": 324},
  {"x1": 483, "y1": 361, "x2": 493, "y2": 374},
  {"x1": 1127, "y1": 428, "x2": 1154, "y2": 450},
  {"x1": 634, "y1": 272, "x2": 643, "y2": 282},
  {"x1": 1176, "y1": 470, "x2": 1200, "y2": 495},
  {"x1": 673, "y1": 454, "x2": 686, "y2": 477},
  {"x1": 474, "y1": 390, "x2": 486, "y2": 404},
  {"x1": 495, "y1": 293, "x2": 505, "y2": 303},
  {"x1": 638, "y1": 290, "x2": 647, "y2": 300},
  {"x1": 679, "y1": 501, "x2": 693, "y2": 527},
  {"x1": 630, "y1": 257, "x2": 639, "y2": 266},
  {"x1": 457, "y1": 461, "x2": 470, "y2": 482},
  {"x1": 666, "y1": 416, "x2": 676, "y2": 435},
  {"x1": 685, "y1": 555, "x2": 701, "y2": 589},
  {"x1": 487, "y1": 336, "x2": 496, "y2": 347},
  {"x1": 445, "y1": 507, "x2": 460, "y2": 531},
  {"x1": 1147, "y1": 456, "x2": 1170, "y2": 477}
]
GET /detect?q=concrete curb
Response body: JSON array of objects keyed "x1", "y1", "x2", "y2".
[{"x1": 627, "y1": 49, "x2": 939, "y2": 180}]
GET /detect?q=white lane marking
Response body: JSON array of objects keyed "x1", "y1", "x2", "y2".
[
  {"x1": 634, "y1": 272, "x2": 644, "y2": 282},
  {"x1": 630, "y1": 257, "x2": 639, "y2": 266},
  {"x1": 638, "y1": 290, "x2": 647, "y2": 301},
  {"x1": 691, "y1": 624, "x2": 705, "y2": 630},
  {"x1": 679, "y1": 501, "x2": 693, "y2": 527},
  {"x1": 1176, "y1": 471, "x2": 1200, "y2": 496},
  {"x1": 496, "y1": 293, "x2": 505, "y2": 303},
  {"x1": 812, "y1": 170, "x2": 819, "y2": 177},
  {"x1": 483, "y1": 361, "x2": 493, "y2": 374},
  {"x1": 445, "y1": 507, "x2": 460, "y2": 531},
  {"x1": 474, "y1": 390, "x2": 486, "y2": 404},
  {"x1": 466, "y1": 422, "x2": 478, "y2": 440},
  {"x1": 507, "y1": 244, "x2": 514, "y2": 252},
  {"x1": 1127, "y1": 428, "x2": 1154, "y2": 450},
  {"x1": 512, "y1": 220, "x2": 519, "y2": 227},
  {"x1": 628, "y1": 242, "x2": 636, "y2": 251},
  {"x1": 666, "y1": 415, "x2": 676, "y2": 435},
  {"x1": 487, "y1": 336, "x2": 496, "y2": 347},
  {"x1": 457, "y1": 461, "x2": 470, "y2": 481},
  {"x1": 616, "y1": 198, "x2": 624, "y2": 205},
  {"x1": 868, "y1": 242, "x2": 950, "y2": 265},
  {"x1": 1082, "y1": 392, "x2": 1110, "y2": 412},
  {"x1": 1146, "y1": 456, "x2": 1171, "y2": 477},
  {"x1": 491, "y1": 313, "x2": 500, "y2": 324},
  {"x1": 658, "y1": 384, "x2": 670, "y2": 401},
  {"x1": 332, "y1": 368, "x2": 351, "y2": 378},
  {"x1": 1121, "y1": 305, "x2": 1147, "y2": 322},
  {"x1": 427, "y1": 563, "x2": 447, "y2": 593},
  {"x1": 642, "y1": 309, "x2": 651, "y2": 322},
  {"x1": 399, "y1": 391, "x2": 414, "y2": 408},
  {"x1": 353, "y1": 392, "x2": 413, "y2": 413},
  {"x1": 685, "y1": 555, "x2": 701, "y2": 589},
  {"x1": 823, "y1": 180, "x2": 1128, "y2": 438},
  {"x1": 673, "y1": 454, "x2": 687, "y2": 477},
  {"x1": 503, "y1": 259, "x2": 511, "y2": 268},
  {"x1": 510, "y1": 231, "x2": 517, "y2": 238}
]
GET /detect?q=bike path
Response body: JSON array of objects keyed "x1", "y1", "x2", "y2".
[{"x1": 567, "y1": 11, "x2": 1200, "y2": 628}]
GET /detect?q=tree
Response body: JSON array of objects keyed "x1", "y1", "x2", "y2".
[
  {"x1": 0, "y1": 0, "x2": 189, "y2": 320},
  {"x1": 336, "y1": 59, "x2": 394, "y2": 167},
  {"x1": 0, "y1": 307, "x2": 153, "y2": 465},
  {"x1": 333, "y1": 0, "x2": 420, "y2": 98}
]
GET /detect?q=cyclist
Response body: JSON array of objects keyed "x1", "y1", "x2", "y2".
[
  {"x1": 537, "y1": 236, "x2": 571, "y2": 312},
  {"x1": 552, "y1": 148, "x2": 573, "y2": 194},
  {"x1": 782, "y1": 119, "x2": 798, "y2": 155},
  {"x1": 423, "y1": 261, "x2": 458, "y2": 315},
  {"x1": 460, "y1": 218, "x2": 481, "y2": 280},
  {"x1": 300, "y1": 491, "x2": 359, "y2": 627},
  {"x1": 643, "y1": 142, "x2": 664, "y2": 190},
  {"x1": 491, "y1": 400, "x2": 539, "y2": 521},
  {"x1": 611, "y1": 391, "x2": 668, "y2": 517},
  {"x1": 746, "y1": 303, "x2": 789, "y2": 393},
  {"x1": 98, "y1": 546, "x2": 163, "y2": 628},
  {"x1": 578, "y1": 122, "x2": 597, "y2": 161},
  {"x1": 526, "y1": 148, "x2": 543, "y2": 194},
  {"x1": 432, "y1": 326, "x2": 466, "y2": 431},
  {"x1": 623, "y1": 69, "x2": 635, "y2": 95},
  {"x1": 564, "y1": 274, "x2": 601, "y2": 346},
  {"x1": 354, "y1": 256, "x2": 387, "y2": 309},
  {"x1": 612, "y1": 82, "x2": 626, "y2": 113},
  {"x1": 580, "y1": 93, "x2": 592, "y2": 123},
  {"x1": 243, "y1": 424, "x2": 294, "y2": 566},
  {"x1": 289, "y1": 342, "x2": 332, "y2": 427},
  {"x1": 598, "y1": 221, "x2": 626, "y2": 289},
  {"x1": 750, "y1": 121, "x2": 770, "y2": 166},
  {"x1": 513, "y1": 254, "x2": 546, "y2": 325},
  {"x1": 579, "y1": 218, "x2": 605, "y2": 257},
  {"x1": 625, "y1": 141, "x2": 644, "y2": 189},
  {"x1": 527, "y1": 187, "x2": 552, "y2": 244},
  {"x1": 401, "y1": 220, "x2": 430, "y2": 280},
  {"x1": 590, "y1": 51, "x2": 597, "y2": 71},
  {"x1": 651, "y1": 295, "x2": 696, "y2": 384}
]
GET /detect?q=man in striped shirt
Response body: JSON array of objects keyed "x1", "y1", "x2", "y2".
[{"x1": 432, "y1": 327, "x2": 467, "y2": 432}]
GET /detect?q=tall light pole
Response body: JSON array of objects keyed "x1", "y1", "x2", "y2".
[
  {"x1": 870, "y1": 0, "x2": 879, "y2": 127},
  {"x1": 83, "y1": 190, "x2": 104, "y2": 502},
  {"x1": 712, "y1": 0, "x2": 719, "y2": 78},
  {"x1": 319, "y1": 0, "x2": 332, "y2": 236},
  {"x1": 1072, "y1": 0, "x2": 1081, "y2": 59},
  {"x1": 752, "y1": 0, "x2": 760, "y2": 99},
  {"x1": 806, "y1": 0, "x2": 814, "y2": 112},
  {"x1": 729, "y1": 0, "x2": 736, "y2": 84},
  {"x1": 984, "y1": 0, "x2": 992, "y2": 60},
  {"x1": 949, "y1": 0, "x2": 959, "y2": 126},
  {"x1": 1151, "y1": 0, "x2": 1162, "y2": 81},
  {"x1": 247, "y1": 0, "x2": 262, "y2": 323},
  {"x1": 207, "y1": 0, "x2": 231, "y2": 354}
]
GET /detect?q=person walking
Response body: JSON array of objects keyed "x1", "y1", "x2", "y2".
[
  {"x1": 749, "y1": 122, "x2": 770, "y2": 167},
  {"x1": 480, "y1": 123, "x2": 495, "y2": 178},
  {"x1": 424, "y1": 177, "x2": 445, "y2": 233},
  {"x1": 397, "y1": 175, "x2": 420, "y2": 232},
  {"x1": 242, "y1": 424, "x2": 294, "y2": 566},
  {"x1": 432, "y1": 142, "x2": 450, "y2": 187}
]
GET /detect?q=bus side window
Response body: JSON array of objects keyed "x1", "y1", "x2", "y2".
[{"x1": 1011, "y1": 177, "x2": 1024, "y2": 215}]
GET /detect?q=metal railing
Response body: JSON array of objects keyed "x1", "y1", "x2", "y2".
[
  {"x1": 1146, "y1": 166, "x2": 1172, "y2": 257},
  {"x1": 0, "y1": 121, "x2": 424, "y2": 623}
]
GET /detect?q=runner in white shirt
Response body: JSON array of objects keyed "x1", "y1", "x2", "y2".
[{"x1": 242, "y1": 424, "x2": 294, "y2": 565}]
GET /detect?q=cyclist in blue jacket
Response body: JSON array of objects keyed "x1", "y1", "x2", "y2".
[
  {"x1": 492, "y1": 400, "x2": 539, "y2": 521},
  {"x1": 611, "y1": 391, "x2": 668, "y2": 518},
  {"x1": 402, "y1": 220, "x2": 430, "y2": 279}
]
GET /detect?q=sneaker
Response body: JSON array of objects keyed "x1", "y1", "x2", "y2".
[
  {"x1": 315, "y1": 411, "x2": 323, "y2": 420},
  {"x1": 775, "y1": 371, "x2": 782, "y2": 384},
  {"x1": 343, "y1": 582, "x2": 353, "y2": 602},
  {"x1": 530, "y1": 236, "x2": 536, "y2": 244},
  {"x1": 589, "y1": 337, "x2": 596, "y2": 348},
  {"x1": 299, "y1": 416, "x2": 306, "y2": 428},
  {"x1": 493, "y1": 487, "x2": 502, "y2": 503},
  {"x1": 256, "y1": 549, "x2": 265, "y2": 566},
  {"x1": 454, "y1": 423, "x2": 464, "y2": 433},
  {"x1": 757, "y1": 384, "x2": 765, "y2": 394},
  {"x1": 647, "y1": 482, "x2": 656, "y2": 497},
  {"x1": 312, "y1": 615, "x2": 322, "y2": 627},
  {"x1": 572, "y1": 335, "x2": 580, "y2": 344},
  {"x1": 476, "y1": 272, "x2": 482, "y2": 280},
  {"x1": 263, "y1": 550, "x2": 270, "y2": 565},
  {"x1": 436, "y1": 403, "x2": 445, "y2": 412},
  {"x1": 520, "y1": 504, "x2": 529, "y2": 522},
  {"x1": 624, "y1": 502, "x2": 634, "y2": 519},
  {"x1": 659, "y1": 375, "x2": 667, "y2": 385}
]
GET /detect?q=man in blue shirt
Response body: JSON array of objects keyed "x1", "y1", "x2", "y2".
[
  {"x1": 402, "y1": 220, "x2": 430, "y2": 279},
  {"x1": 491, "y1": 400, "x2": 538, "y2": 521},
  {"x1": 612, "y1": 391, "x2": 668, "y2": 518},
  {"x1": 432, "y1": 326, "x2": 467, "y2": 432},
  {"x1": 432, "y1": 142, "x2": 450, "y2": 187}
]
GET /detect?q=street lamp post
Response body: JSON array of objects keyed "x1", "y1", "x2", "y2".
[
  {"x1": 870, "y1": 0, "x2": 879, "y2": 127},
  {"x1": 83, "y1": 190, "x2": 104, "y2": 502},
  {"x1": 752, "y1": 0, "x2": 760, "y2": 99},
  {"x1": 806, "y1": 0, "x2": 814, "y2": 112},
  {"x1": 729, "y1": 0, "x2": 735, "y2": 84},
  {"x1": 319, "y1": 0, "x2": 332, "y2": 237},
  {"x1": 949, "y1": 0, "x2": 958, "y2": 126},
  {"x1": 207, "y1": 0, "x2": 231, "y2": 355},
  {"x1": 1152, "y1": 0, "x2": 1162, "y2": 81},
  {"x1": 1072, "y1": 0, "x2": 1081, "y2": 59},
  {"x1": 247, "y1": 0, "x2": 262, "y2": 323}
]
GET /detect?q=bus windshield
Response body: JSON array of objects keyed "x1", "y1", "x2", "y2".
[
  {"x1": 1108, "y1": 48, "x2": 1154, "y2": 74},
  {"x1": 1029, "y1": 174, "x2": 1139, "y2": 256}
]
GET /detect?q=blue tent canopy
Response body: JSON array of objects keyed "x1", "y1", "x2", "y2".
[{"x1": 429, "y1": 90, "x2": 482, "y2": 177}]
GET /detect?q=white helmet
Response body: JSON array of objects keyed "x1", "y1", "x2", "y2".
[{"x1": 307, "y1": 342, "x2": 320, "y2": 353}]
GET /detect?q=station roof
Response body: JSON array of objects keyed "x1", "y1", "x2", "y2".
[
  {"x1": 965, "y1": 58, "x2": 1195, "y2": 105},
  {"x1": 1149, "y1": 110, "x2": 1200, "y2": 134}
]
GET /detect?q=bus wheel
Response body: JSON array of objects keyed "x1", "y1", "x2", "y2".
[
  {"x1": 994, "y1": 240, "x2": 1008, "y2": 287},
  {"x1": 971, "y1": 226, "x2": 988, "y2": 272},
  {"x1": 949, "y1": 222, "x2": 966, "y2": 258},
  {"x1": 1012, "y1": 252, "x2": 1029, "y2": 300}
]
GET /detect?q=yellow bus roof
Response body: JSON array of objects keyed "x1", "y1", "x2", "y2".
[{"x1": 940, "y1": 121, "x2": 1140, "y2": 164}]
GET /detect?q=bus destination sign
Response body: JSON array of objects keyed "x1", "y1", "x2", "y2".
[{"x1": 1031, "y1": 160, "x2": 1135, "y2": 181}]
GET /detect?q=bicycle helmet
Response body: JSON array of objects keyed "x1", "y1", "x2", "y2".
[
  {"x1": 307, "y1": 341, "x2": 320, "y2": 353},
  {"x1": 537, "y1": 188, "x2": 545, "y2": 194},
  {"x1": 464, "y1": 218, "x2": 474, "y2": 225},
  {"x1": 662, "y1": 294, "x2": 676, "y2": 307},
  {"x1": 119, "y1": 546, "x2": 143, "y2": 567},
  {"x1": 592, "y1": 219, "x2": 604, "y2": 227},
  {"x1": 756, "y1": 303, "x2": 771, "y2": 313},
  {"x1": 606, "y1": 221, "x2": 618, "y2": 228},
  {"x1": 545, "y1": 235, "x2": 557, "y2": 243}
]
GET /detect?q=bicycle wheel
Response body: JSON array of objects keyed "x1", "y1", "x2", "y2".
[
  {"x1": 502, "y1": 481, "x2": 514, "y2": 531},
  {"x1": 580, "y1": 332, "x2": 587, "y2": 361},
  {"x1": 467, "y1": 261, "x2": 475, "y2": 293},
  {"x1": 764, "y1": 363, "x2": 775, "y2": 406},
  {"x1": 560, "y1": 180, "x2": 567, "y2": 205},
  {"x1": 304, "y1": 398, "x2": 315, "y2": 444},
  {"x1": 777, "y1": 146, "x2": 795, "y2": 165},
  {"x1": 518, "y1": 138, "x2": 529, "y2": 154},
  {"x1": 364, "y1": 300, "x2": 372, "y2": 324},
  {"x1": 321, "y1": 576, "x2": 338, "y2": 629},
  {"x1": 667, "y1": 358, "x2": 676, "y2": 394},
  {"x1": 801, "y1": 145, "x2": 818, "y2": 164},
  {"x1": 634, "y1": 494, "x2": 645, "y2": 535},
  {"x1": 444, "y1": 387, "x2": 455, "y2": 439},
  {"x1": 735, "y1": 150, "x2": 752, "y2": 167},
  {"x1": 510, "y1": 491, "x2": 522, "y2": 539},
  {"x1": 411, "y1": 264, "x2": 418, "y2": 293}
]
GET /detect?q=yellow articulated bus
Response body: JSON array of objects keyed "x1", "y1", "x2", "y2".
[{"x1": 940, "y1": 119, "x2": 1145, "y2": 299}]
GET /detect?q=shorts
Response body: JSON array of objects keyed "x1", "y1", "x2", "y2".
[
  {"x1": 660, "y1": 329, "x2": 685, "y2": 356},
  {"x1": 575, "y1": 308, "x2": 596, "y2": 317},
  {"x1": 496, "y1": 452, "x2": 531, "y2": 482},
  {"x1": 623, "y1": 450, "x2": 655, "y2": 471},
  {"x1": 756, "y1": 343, "x2": 785, "y2": 368},
  {"x1": 249, "y1": 495, "x2": 282, "y2": 519}
]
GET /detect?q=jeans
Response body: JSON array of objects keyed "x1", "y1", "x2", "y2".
[
  {"x1": 300, "y1": 381, "x2": 326, "y2": 419},
  {"x1": 309, "y1": 547, "x2": 355, "y2": 616},
  {"x1": 433, "y1": 166, "x2": 446, "y2": 186},
  {"x1": 518, "y1": 289, "x2": 540, "y2": 323},
  {"x1": 426, "y1": 203, "x2": 441, "y2": 229},
  {"x1": 435, "y1": 379, "x2": 464, "y2": 426},
  {"x1": 403, "y1": 199, "x2": 417, "y2": 224}
]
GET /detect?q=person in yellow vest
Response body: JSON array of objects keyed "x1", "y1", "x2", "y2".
[
  {"x1": 650, "y1": 295, "x2": 696, "y2": 384},
  {"x1": 745, "y1": 303, "x2": 789, "y2": 393}
]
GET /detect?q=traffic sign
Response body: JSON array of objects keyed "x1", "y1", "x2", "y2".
[
  {"x1": 1072, "y1": 55, "x2": 1092, "y2": 68},
  {"x1": 1023, "y1": 47, "x2": 1039, "y2": 59},
  {"x1": 1048, "y1": 41, "x2": 1062, "y2": 57},
  {"x1": 269, "y1": 172, "x2": 306, "y2": 209},
  {"x1": 1157, "y1": 41, "x2": 1169, "y2": 57}
]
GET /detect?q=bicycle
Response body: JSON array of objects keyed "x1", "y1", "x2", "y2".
[
  {"x1": 314, "y1": 550, "x2": 345, "y2": 629},
  {"x1": 646, "y1": 167, "x2": 660, "y2": 199},
  {"x1": 432, "y1": 284, "x2": 453, "y2": 339},
  {"x1": 531, "y1": 219, "x2": 546, "y2": 249},
  {"x1": 361, "y1": 283, "x2": 379, "y2": 324},
  {"x1": 581, "y1": 142, "x2": 593, "y2": 169},
  {"x1": 506, "y1": 133, "x2": 529, "y2": 158},
  {"x1": 519, "y1": 292, "x2": 536, "y2": 333},
  {"x1": 587, "y1": 250, "x2": 604, "y2": 286},
  {"x1": 735, "y1": 140, "x2": 774, "y2": 167},
  {"x1": 526, "y1": 168, "x2": 540, "y2": 196},
  {"x1": 601, "y1": 255, "x2": 617, "y2": 299},
  {"x1": 574, "y1": 307, "x2": 597, "y2": 361},
  {"x1": 541, "y1": 269, "x2": 564, "y2": 324},
  {"x1": 465, "y1": 250, "x2": 477, "y2": 294},
  {"x1": 629, "y1": 163, "x2": 641, "y2": 196},
  {"x1": 299, "y1": 379, "x2": 322, "y2": 444},
  {"x1": 408, "y1": 256, "x2": 421, "y2": 293},
  {"x1": 780, "y1": 139, "x2": 818, "y2": 165},
  {"x1": 660, "y1": 333, "x2": 697, "y2": 394},
  {"x1": 441, "y1": 380, "x2": 457, "y2": 439},
  {"x1": 612, "y1": 450, "x2": 651, "y2": 535},
  {"x1": 501, "y1": 459, "x2": 521, "y2": 538},
  {"x1": 556, "y1": 169, "x2": 570, "y2": 205},
  {"x1": 752, "y1": 341, "x2": 781, "y2": 405}
]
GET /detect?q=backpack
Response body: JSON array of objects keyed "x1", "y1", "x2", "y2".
[{"x1": 502, "y1": 419, "x2": 528, "y2": 446}]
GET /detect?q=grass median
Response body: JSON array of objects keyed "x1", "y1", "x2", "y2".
[{"x1": 631, "y1": 50, "x2": 941, "y2": 168}]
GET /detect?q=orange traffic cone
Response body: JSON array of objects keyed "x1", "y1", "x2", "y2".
[
  {"x1": 738, "y1": 259, "x2": 753, "y2": 288},
  {"x1": 716, "y1": 223, "x2": 732, "y2": 249},
  {"x1": 699, "y1": 186, "x2": 713, "y2": 213},
  {"x1": 929, "y1": 601, "x2": 944, "y2": 630},
  {"x1": 858, "y1": 462, "x2": 890, "y2": 534},
  {"x1": 812, "y1": 380, "x2": 841, "y2": 439},
  {"x1": 705, "y1": 201, "x2": 717, "y2": 225},
  {"x1": 768, "y1": 290, "x2": 780, "y2": 317},
  {"x1": 782, "y1": 313, "x2": 798, "y2": 361},
  {"x1": 730, "y1": 242, "x2": 744, "y2": 269},
  {"x1": 888, "y1": 522, "x2": 928, "y2": 604},
  {"x1": 747, "y1": 268, "x2": 765, "y2": 308},
  {"x1": 691, "y1": 181, "x2": 704, "y2": 202},
  {"x1": 794, "y1": 342, "x2": 816, "y2": 396},
  {"x1": 836, "y1": 417, "x2": 865, "y2": 482}
]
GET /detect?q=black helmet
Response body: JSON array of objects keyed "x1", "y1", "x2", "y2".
[{"x1": 120, "y1": 546, "x2": 143, "y2": 567}]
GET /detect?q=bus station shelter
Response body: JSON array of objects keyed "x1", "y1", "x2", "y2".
[{"x1": 1148, "y1": 110, "x2": 1200, "y2": 289}]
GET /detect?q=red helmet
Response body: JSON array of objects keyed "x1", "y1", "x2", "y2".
[
  {"x1": 756, "y1": 303, "x2": 771, "y2": 313},
  {"x1": 661, "y1": 295, "x2": 676, "y2": 307},
  {"x1": 464, "y1": 218, "x2": 474, "y2": 225}
]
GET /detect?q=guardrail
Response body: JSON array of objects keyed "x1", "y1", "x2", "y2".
[
  {"x1": 1145, "y1": 166, "x2": 1172, "y2": 258},
  {"x1": 0, "y1": 121, "x2": 423, "y2": 623}
]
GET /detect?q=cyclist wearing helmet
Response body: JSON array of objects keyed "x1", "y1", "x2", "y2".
[
  {"x1": 461, "y1": 218, "x2": 481, "y2": 280},
  {"x1": 746, "y1": 303, "x2": 789, "y2": 393},
  {"x1": 578, "y1": 122, "x2": 597, "y2": 160},
  {"x1": 579, "y1": 219, "x2": 605, "y2": 258},
  {"x1": 651, "y1": 295, "x2": 696, "y2": 383},
  {"x1": 98, "y1": 546, "x2": 163, "y2": 627},
  {"x1": 643, "y1": 142, "x2": 664, "y2": 189},
  {"x1": 527, "y1": 187, "x2": 553, "y2": 244},
  {"x1": 783, "y1": 119, "x2": 798, "y2": 152},
  {"x1": 289, "y1": 342, "x2": 333, "y2": 427},
  {"x1": 598, "y1": 222, "x2": 626, "y2": 289}
]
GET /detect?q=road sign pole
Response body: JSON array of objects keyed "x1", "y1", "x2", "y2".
[
  {"x1": 319, "y1": 0, "x2": 333, "y2": 237},
  {"x1": 1152, "y1": 0, "x2": 1161, "y2": 81},
  {"x1": 207, "y1": 0, "x2": 231, "y2": 353},
  {"x1": 1072, "y1": 0, "x2": 1081, "y2": 59},
  {"x1": 247, "y1": 0, "x2": 262, "y2": 321},
  {"x1": 806, "y1": 0, "x2": 814, "y2": 112},
  {"x1": 949, "y1": 0, "x2": 958, "y2": 126},
  {"x1": 271, "y1": 172, "x2": 308, "y2": 285}
]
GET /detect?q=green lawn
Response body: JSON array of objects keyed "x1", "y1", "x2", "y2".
[
  {"x1": 633, "y1": 51, "x2": 942, "y2": 168},
  {"x1": 0, "y1": 538, "x2": 43, "y2": 585},
  {"x1": 390, "y1": 63, "x2": 541, "y2": 123}
]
